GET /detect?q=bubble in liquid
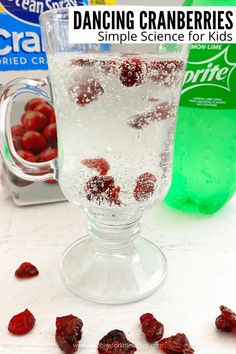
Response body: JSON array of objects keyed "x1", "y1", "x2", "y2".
[{"x1": 48, "y1": 53, "x2": 182, "y2": 209}]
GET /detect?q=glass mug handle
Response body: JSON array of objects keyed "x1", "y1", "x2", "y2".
[{"x1": 0, "y1": 77, "x2": 57, "y2": 182}]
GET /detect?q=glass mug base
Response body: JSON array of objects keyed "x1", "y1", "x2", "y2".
[{"x1": 60, "y1": 235, "x2": 167, "y2": 304}]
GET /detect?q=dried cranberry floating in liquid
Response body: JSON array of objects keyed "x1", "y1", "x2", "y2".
[
  {"x1": 82, "y1": 158, "x2": 110, "y2": 176},
  {"x1": 85, "y1": 176, "x2": 121, "y2": 206},
  {"x1": 69, "y1": 58, "x2": 95, "y2": 67},
  {"x1": 99, "y1": 59, "x2": 117, "y2": 73},
  {"x1": 147, "y1": 59, "x2": 185, "y2": 86},
  {"x1": 119, "y1": 58, "x2": 146, "y2": 87},
  {"x1": 127, "y1": 103, "x2": 177, "y2": 130},
  {"x1": 134, "y1": 173, "x2": 157, "y2": 202},
  {"x1": 69, "y1": 78, "x2": 104, "y2": 106}
]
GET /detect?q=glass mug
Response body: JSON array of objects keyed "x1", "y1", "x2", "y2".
[{"x1": 0, "y1": 7, "x2": 188, "y2": 304}]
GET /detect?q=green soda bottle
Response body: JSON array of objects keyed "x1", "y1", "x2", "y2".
[{"x1": 165, "y1": 0, "x2": 236, "y2": 214}]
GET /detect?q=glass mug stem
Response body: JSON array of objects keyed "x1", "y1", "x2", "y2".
[
  {"x1": 0, "y1": 77, "x2": 56, "y2": 182},
  {"x1": 88, "y1": 211, "x2": 142, "y2": 254},
  {"x1": 61, "y1": 217, "x2": 167, "y2": 304}
]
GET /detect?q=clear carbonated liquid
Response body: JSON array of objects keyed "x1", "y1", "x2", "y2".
[{"x1": 48, "y1": 53, "x2": 185, "y2": 210}]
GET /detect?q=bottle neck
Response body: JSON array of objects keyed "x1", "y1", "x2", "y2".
[{"x1": 184, "y1": 0, "x2": 232, "y2": 5}]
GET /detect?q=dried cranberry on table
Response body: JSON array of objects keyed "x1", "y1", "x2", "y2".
[
  {"x1": 215, "y1": 305, "x2": 236, "y2": 332},
  {"x1": 119, "y1": 58, "x2": 146, "y2": 87},
  {"x1": 69, "y1": 78, "x2": 104, "y2": 106},
  {"x1": 98, "y1": 329, "x2": 137, "y2": 354},
  {"x1": 134, "y1": 173, "x2": 157, "y2": 202},
  {"x1": 215, "y1": 315, "x2": 235, "y2": 333},
  {"x1": 55, "y1": 314, "x2": 83, "y2": 354},
  {"x1": 8, "y1": 309, "x2": 36, "y2": 335},
  {"x1": 82, "y1": 158, "x2": 110, "y2": 176},
  {"x1": 15, "y1": 262, "x2": 39, "y2": 278},
  {"x1": 140, "y1": 313, "x2": 164, "y2": 343},
  {"x1": 85, "y1": 176, "x2": 121, "y2": 206},
  {"x1": 220, "y1": 305, "x2": 236, "y2": 323},
  {"x1": 159, "y1": 333, "x2": 194, "y2": 354}
]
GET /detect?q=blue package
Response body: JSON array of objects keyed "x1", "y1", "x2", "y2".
[{"x1": 0, "y1": 0, "x2": 110, "y2": 72}]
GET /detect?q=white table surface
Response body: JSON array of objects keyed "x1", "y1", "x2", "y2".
[{"x1": 0, "y1": 188, "x2": 235, "y2": 354}]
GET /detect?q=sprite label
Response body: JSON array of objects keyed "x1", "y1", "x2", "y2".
[{"x1": 180, "y1": 44, "x2": 236, "y2": 109}]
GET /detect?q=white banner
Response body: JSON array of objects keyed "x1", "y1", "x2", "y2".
[{"x1": 69, "y1": 6, "x2": 236, "y2": 44}]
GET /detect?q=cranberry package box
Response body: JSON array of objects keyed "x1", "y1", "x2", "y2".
[{"x1": 0, "y1": 0, "x2": 115, "y2": 205}]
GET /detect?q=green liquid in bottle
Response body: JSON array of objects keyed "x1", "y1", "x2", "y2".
[{"x1": 165, "y1": 0, "x2": 236, "y2": 214}]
